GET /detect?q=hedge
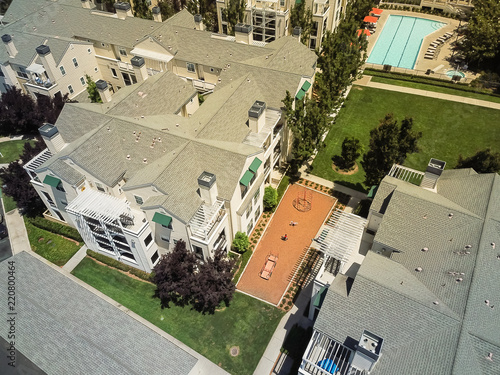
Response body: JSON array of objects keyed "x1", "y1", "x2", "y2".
[
  {"x1": 27, "y1": 216, "x2": 83, "y2": 242},
  {"x1": 363, "y1": 68, "x2": 500, "y2": 98},
  {"x1": 86, "y1": 249, "x2": 152, "y2": 282}
]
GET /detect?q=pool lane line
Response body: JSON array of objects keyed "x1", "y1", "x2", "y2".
[
  {"x1": 396, "y1": 17, "x2": 417, "y2": 68},
  {"x1": 380, "y1": 15, "x2": 404, "y2": 67}
]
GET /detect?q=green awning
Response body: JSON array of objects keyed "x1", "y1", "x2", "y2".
[
  {"x1": 295, "y1": 0, "x2": 302, "y2": 3},
  {"x1": 301, "y1": 80, "x2": 311, "y2": 91},
  {"x1": 249, "y1": 157, "x2": 262, "y2": 173},
  {"x1": 295, "y1": 89, "x2": 305, "y2": 100},
  {"x1": 367, "y1": 185, "x2": 379, "y2": 199},
  {"x1": 43, "y1": 175, "x2": 61, "y2": 188},
  {"x1": 240, "y1": 170, "x2": 254, "y2": 187},
  {"x1": 313, "y1": 286, "x2": 328, "y2": 308},
  {"x1": 152, "y1": 212, "x2": 172, "y2": 227}
]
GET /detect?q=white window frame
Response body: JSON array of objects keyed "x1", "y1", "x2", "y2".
[
  {"x1": 111, "y1": 68, "x2": 118, "y2": 78},
  {"x1": 80, "y1": 76, "x2": 86, "y2": 86},
  {"x1": 186, "y1": 62, "x2": 195, "y2": 73},
  {"x1": 60, "y1": 66, "x2": 66, "y2": 76},
  {"x1": 119, "y1": 48, "x2": 127, "y2": 56},
  {"x1": 72, "y1": 57, "x2": 79, "y2": 68},
  {"x1": 67, "y1": 85, "x2": 74, "y2": 94}
]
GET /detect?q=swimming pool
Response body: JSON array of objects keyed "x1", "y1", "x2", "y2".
[{"x1": 367, "y1": 15, "x2": 446, "y2": 69}]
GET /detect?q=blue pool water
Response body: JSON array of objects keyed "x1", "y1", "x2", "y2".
[{"x1": 367, "y1": 15, "x2": 446, "y2": 69}]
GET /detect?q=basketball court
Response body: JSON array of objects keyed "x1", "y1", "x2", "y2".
[{"x1": 237, "y1": 183, "x2": 336, "y2": 305}]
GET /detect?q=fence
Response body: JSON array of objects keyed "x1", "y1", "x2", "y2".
[{"x1": 363, "y1": 62, "x2": 471, "y2": 83}]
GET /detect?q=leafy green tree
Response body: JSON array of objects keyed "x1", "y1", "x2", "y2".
[
  {"x1": 456, "y1": 148, "x2": 500, "y2": 173},
  {"x1": 231, "y1": 231, "x2": 249, "y2": 253},
  {"x1": 191, "y1": 248, "x2": 236, "y2": 314},
  {"x1": 263, "y1": 186, "x2": 278, "y2": 211},
  {"x1": 290, "y1": 2, "x2": 313, "y2": 46},
  {"x1": 361, "y1": 114, "x2": 420, "y2": 186},
  {"x1": 157, "y1": 0, "x2": 176, "y2": 20},
  {"x1": 86, "y1": 75, "x2": 102, "y2": 103},
  {"x1": 460, "y1": 0, "x2": 500, "y2": 71},
  {"x1": 283, "y1": 91, "x2": 331, "y2": 170},
  {"x1": 340, "y1": 137, "x2": 362, "y2": 170},
  {"x1": 221, "y1": 0, "x2": 245, "y2": 35},
  {"x1": 187, "y1": 0, "x2": 218, "y2": 32},
  {"x1": 132, "y1": 0, "x2": 152, "y2": 19}
]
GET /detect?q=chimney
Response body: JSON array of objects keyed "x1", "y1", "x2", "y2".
[
  {"x1": 292, "y1": 26, "x2": 302, "y2": 43},
  {"x1": 235, "y1": 23, "x2": 253, "y2": 45},
  {"x1": 152, "y1": 6, "x2": 162, "y2": 22},
  {"x1": 420, "y1": 158, "x2": 446, "y2": 191},
  {"x1": 95, "y1": 80, "x2": 112, "y2": 103},
  {"x1": 81, "y1": 0, "x2": 92, "y2": 9},
  {"x1": 352, "y1": 330, "x2": 383, "y2": 373},
  {"x1": 194, "y1": 14, "x2": 204, "y2": 31},
  {"x1": 248, "y1": 101, "x2": 266, "y2": 133},
  {"x1": 131, "y1": 56, "x2": 148, "y2": 82},
  {"x1": 2, "y1": 34, "x2": 18, "y2": 57},
  {"x1": 114, "y1": 2, "x2": 133, "y2": 20},
  {"x1": 39, "y1": 123, "x2": 66, "y2": 154},
  {"x1": 36, "y1": 45, "x2": 59, "y2": 83},
  {"x1": 198, "y1": 172, "x2": 218, "y2": 206}
]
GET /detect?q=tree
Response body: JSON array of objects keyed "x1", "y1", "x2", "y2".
[
  {"x1": 263, "y1": 186, "x2": 278, "y2": 211},
  {"x1": 282, "y1": 91, "x2": 332, "y2": 171},
  {"x1": 152, "y1": 240, "x2": 197, "y2": 309},
  {"x1": 187, "y1": 0, "x2": 218, "y2": 32},
  {"x1": 86, "y1": 75, "x2": 102, "y2": 103},
  {"x1": 132, "y1": 0, "x2": 152, "y2": 19},
  {"x1": 361, "y1": 114, "x2": 421, "y2": 186},
  {"x1": 221, "y1": 0, "x2": 245, "y2": 35},
  {"x1": 0, "y1": 138, "x2": 47, "y2": 217},
  {"x1": 340, "y1": 137, "x2": 362, "y2": 170},
  {"x1": 456, "y1": 148, "x2": 500, "y2": 173},
  {"x1": 191, "y1": 248, "x2": 236, "y2": 314},
  {"x1": 290, "y1": 2, "x2": 313, "y2": 46},
  {"x1": 0, "y1": 87, "x2": 42, "y2": 136},
  {"x1": 231, "y1": 231, "x2": 249, "y2": 253},
  {"x1": 157, "y1": 0, "x2": 176, "y2": 20}
]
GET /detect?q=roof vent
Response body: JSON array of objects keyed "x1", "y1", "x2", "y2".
[
  {"x1": 415, "y1": 267, "x2": 422, "y2": 272},
  {"x1": 143, "y1": 158, "x2": 147, "y2": 164},
  {"x1": 465, "y1": 245, "x2": 472, "y2": 249},
  {"x1": 448, "y1": 213, "x2": 453, "y2": 218},
  {"x1": 491, "y1": 242, "x2": 496, "y2": 249},
  {"x1": 486, "y1": 352, "x2": 493, "y2": 361},
  {"x1": 456, "y1": 278, "x2": 463, "y2": 283},
  {"x1": 126, "y1": 155, "x2": 131, "y2": 160},
  {"x1": 433, "y1": 301, "x2": 439, "y2": 305},
  {"x1": 421, "y1": 247, "x2": 428, "y2": 252}
]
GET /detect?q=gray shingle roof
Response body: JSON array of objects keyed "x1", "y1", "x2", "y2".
[
  {"x1": 0, "y1": 252, "x2": 198, "y2": 375},
  {"x1": 316, "y1": 171, "x2": 500, "y2": 374}
]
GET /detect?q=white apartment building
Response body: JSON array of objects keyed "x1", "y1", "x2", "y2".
[{"x1": 7, "y1": 0, "x2": 317, "y2": 271}]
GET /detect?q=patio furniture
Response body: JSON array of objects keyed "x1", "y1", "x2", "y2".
[{"x1": 260, "y1": 254, "x2": 278, "y2": 280}]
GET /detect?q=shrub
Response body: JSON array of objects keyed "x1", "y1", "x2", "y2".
[
  {"x1": 231, "y1": 231, "x2": 250, "y2": 253},
  {"x1": 86, "y1": 249, "x2": 152, "y2": 282},
  {"x1": 27, "y1": 216, "x2": 83, "y2": 242},
  {"x1": 263, "y1": 186, "x2": 278, "y2": 212}
]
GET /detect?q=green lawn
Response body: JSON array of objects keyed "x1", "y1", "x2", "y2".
[
  {"x1": 24, "y1": 218, "x2": 82, "y2": 266},
  {"x1": 72, "y1": 257, "x2": 284, "y2": 375},
  {"x1": 0, "y1": 140, "x2": 35, "y2": 163},
  {"x1": 369, "y1": 76, "x2": 500, "y2": 104},
  {"x1": 311, "y1": 86, "x2": 500, "y2": 191}
]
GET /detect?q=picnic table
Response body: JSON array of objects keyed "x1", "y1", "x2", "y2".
[{"x1": 260, "y1": 254, "x2": 278, "y2": 280}]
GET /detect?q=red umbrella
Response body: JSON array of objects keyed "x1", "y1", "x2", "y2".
[
  {"x1": 364, "y1": 16, "x2": 378, "y2": 23},
  {"x1": 371, "y1": 8, "x2": 383, "y2": 15},
  {"x1": 357, "y1": 29, "x2": 371, "y2": 37}
]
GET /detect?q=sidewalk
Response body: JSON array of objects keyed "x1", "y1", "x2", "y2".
[
  {"x1": 62, "y1": 245, "x2": 88, "y2": 272},
  {"x1": 5, "y1": 209, "x2": 31, "y2": 255},
  {"x1": 356, "y1": 76, "x2": 500, "y2": 110}
]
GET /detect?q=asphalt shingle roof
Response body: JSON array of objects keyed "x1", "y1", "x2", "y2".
[{"x1": 0, "y1": 252, "x2": 198, "y2": 375}]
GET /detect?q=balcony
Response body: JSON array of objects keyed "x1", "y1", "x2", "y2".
[
  {"x1": 117, "y1": 61, "x2": 133, "y2": 72},
  {"x1": 24, "y1": 148, "x2": 52, "y2": 183},
  {"x1": 243, "y1": 108, "x2": 281, "y2": 148},
  {"x1": 189, "y1": 198, "x2": 226, "y2": 241}
]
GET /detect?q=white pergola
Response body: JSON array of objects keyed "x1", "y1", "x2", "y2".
[
  {"x1": 188, "y1": 198, "x2": 226, "y2": 240},
  {"x1": 66, "y1": 188, "x2": 133, "y2": 225},
  {"x1": 318, "y1": 210, "x2": 367, "y2": 266}
]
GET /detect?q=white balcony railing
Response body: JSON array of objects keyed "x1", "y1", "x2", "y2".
[{"x1": 189, "y1": 198, "x2": 226, "y2": 240}]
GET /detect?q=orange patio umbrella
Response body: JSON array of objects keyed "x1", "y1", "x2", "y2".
[
  {"x1": 364, "y1": 16, "x2": 378, "y2": 23},
  {"x1": 371, "y1": 8, "x2": 383, "y2": 15},
  {"x1": 357, "y1": 29, "x2": 371, "y2": 37}
]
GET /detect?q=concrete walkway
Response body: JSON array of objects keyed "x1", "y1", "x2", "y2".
[
  {"x1": 5, "y1": 209, "x2": 31, "y2": 255},
  {"x1": 356, "y1": 75, "x2": 500, "y2": 110},
  {"x1": 62, "y1": 245, "x2": 88, "y2": 272}
]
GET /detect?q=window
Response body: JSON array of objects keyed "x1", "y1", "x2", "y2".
[
  {"x1": 173, "y1": 239, "x2": 178, "y2": 245},
  {"x1": 151, "y1": 251, "x2": 159, "y2": 264},
  {"x1": 95, "y1": 182, "x2": 105, "y2": 192},
  {"x1": 101, "y1": 43, "x2": 106, "y2": 47},
  {"x1": 245, "y1": 203, "x2": 252, "y2": 219},
  {"x1": 119, "y1": 48, "x2": 127, "y2": 56},
  {"x1": 280, "y1": 0, "x2": 284, "y2": 6},
  {"x1": 67, "y1": 85, "x2": 74, "y2": 94},
  {"x1": 111, "y1": 68, "x2": 117, "y2": 78},
  {"x1": 59, "y1": 66, "x2": 66, "y2": 76},
  {"x1": 161, "y1": 236, "x2": 170, "y2": 242},
  {"x1": 210, "y1": 67, "x2": 215, "y2": 73},
  {"x1": 253, "y1": 189, "x2": 260, "y2": 205},
  {"x1": 94, "y1": 67, "x2": 98, "y2": 72},
  {"x1": 72, "y1": 57, "x2": 78, "y2": 68},
  {"x1": 186, "y1": 62, "x2": 195, "y2": 73},
  {"x1": 60, "y1": 200, "x2": 67, "y2": 206},
  {"x1": 144, "y1": 233, "x2": 153, "y2": 247},
  {"x1": 53, "y1": 209, "x2": 64, "y2": 221},
  {"x1": 121, "y1": 251, "x2": 136, "y2": 261},
  {"x1": 134, "y1": 195, "x2": 143, "y2": 205},
  {"x1": 17, "y1": 67, "x2": 28, "y2": 79},
  {"x1": 56, "y1": 182, "x2": 65, "y2": 192},
  {"x1": 80, "y1": 76, "x2": 85, "y2": 86},
  {"x1": 254, "y1": 205, "x2": 261, "y2": 222},
  {"x1": 0, "y1": 69, "x2": 4, "y2": 77},
  {"x1": 42, "y1": 191, "x2": 55, "y2": 207},
  {"x1": 247, "y1": 219, "x2": 254, "y2": 235},
  {"x1": 87, "y1": 48, "x2": 92, "y2": 54},
  {"x1": 193, "y1": 245, "x2": 203, "y2": 260}
]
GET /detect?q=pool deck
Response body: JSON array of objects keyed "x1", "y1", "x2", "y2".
[{"x1": 366, "y1": 10, "x2": 469, "y2": 80}]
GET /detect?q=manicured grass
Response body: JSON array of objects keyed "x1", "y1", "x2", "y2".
[
  {"x1": 311, "y1": 86, "x2": 500, "y2": 191},
  {"x1": 0, "y1": 140, "x2": 35, "y2": 163},
  {"x1": 72, "y1": 257, "x2": 284, "y2": 375},
  {"x1": 1, "y1": 193, "x2": 17, "y2": 213},
  {"x1": 24, "y1": 218, "x2": 82, "y2": 266},
  {"x1": 369, "y1": 76, "x2": 500, "y2": 104},
  {"x1": 277, "y1": 175, "x2": 291, "y2": 202}
]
